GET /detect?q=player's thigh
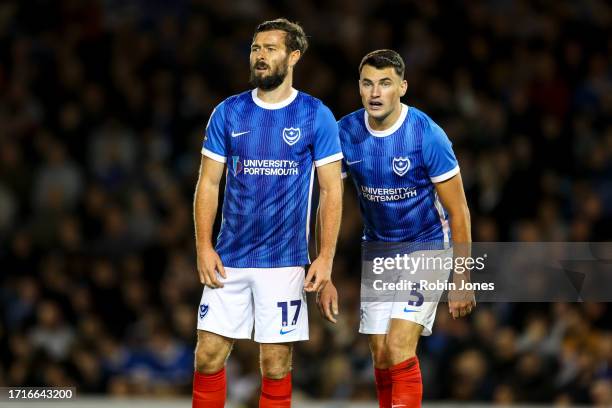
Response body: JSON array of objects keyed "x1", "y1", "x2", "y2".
[
  {"x1": 195, "y1": 330, "x2": 234, "y2": 373},
  {"x1": 389, "y1": 248, "x2": 451, "y2": 336},
  {"x1": 359, "y1": 301, "x2": 393, "y2": 334},
  {"x1": 197, "y1": 267, "x2": 254, "y2": 339},
  {"x1": 260, "y1": 342, "x2": 293, "y2": 378},
  {"x1": 390, "y1": 298, "x2": 441, "y2": 337},
  {"x1": 251, "y1": 266, "x2": 308, "y2": 343}
]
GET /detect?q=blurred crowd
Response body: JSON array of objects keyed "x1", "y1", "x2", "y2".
[{"x1": 0, "y1": 0, "x2": 611, "y2": 406}]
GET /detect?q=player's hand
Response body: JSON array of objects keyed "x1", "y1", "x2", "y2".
[
  {"x1": 316, "y1": 282, "x2": 339, "y2": 323},
  {"x1": 304, "y1": 255, "x2": 333, "y2": 293},
  {"x1": 448, "y1": 281, "x2": 476, "y2": 319},
  {"x1": 197, "y1": 246, "x2": 226, "y2": 288}
]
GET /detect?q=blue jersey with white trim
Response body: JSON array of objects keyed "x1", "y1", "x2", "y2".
[
  {"x1": 202, "y1": 89, "x2": 342, "y2": 268},
  {"x1": 338, "y1": 104, "x2": 459, "y2": 243}
]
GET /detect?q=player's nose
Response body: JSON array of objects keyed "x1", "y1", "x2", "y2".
[{"x1": 370, "y1": 85, "x2": 381, "y2": 98}]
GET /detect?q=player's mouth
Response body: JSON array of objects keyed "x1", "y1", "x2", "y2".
[
  {"x1": 368, "y1": 100, "x2": 383, "y2": 110},
  {"x1": 255, "y1": 61, "x2": 270, "y2": 72}
]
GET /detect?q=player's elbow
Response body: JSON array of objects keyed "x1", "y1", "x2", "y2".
[
  {"x1": 319, "y1": 178, "x2": 343, "y2": 201},
  {"x1": 197, "y1": 178, "x2": 220, "y2": 199}
]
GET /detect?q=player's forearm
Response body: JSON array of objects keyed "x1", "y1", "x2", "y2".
[
  {"x1": 317, "y1": 185, "x2": 342, "y2": 260},
  {"x1": 449, "y1": 205, "x2": 472, "y2": 279},
  {"x1": 194, "y1": 179, "x2": 219, "y2": 250},
  {"x1": 315, "y1": 206, "x2": 322, "y2": 256},
  {"x1": 449, "y1": 204, "x2": 471, "y2": 244},
  {"x1": 315, "y1": 180, "x2": 344, "y2": 257}
]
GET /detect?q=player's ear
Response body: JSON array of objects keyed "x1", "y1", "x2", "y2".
[
  {"x1": 400, "y1": 79, "x2": 408, "y2": 96},
  {"x1": 288, "y1": 49, "x2": 301, "y2": 67}
]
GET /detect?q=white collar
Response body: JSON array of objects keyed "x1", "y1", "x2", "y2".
[
  {"x1": 251, "y1": 88, "x2": 298, "y2": 110},
  {"x1": 364, "y1": 103, "x2": 409, "y2": 137}
]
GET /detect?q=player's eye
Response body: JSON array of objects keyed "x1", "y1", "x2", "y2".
[
  {"x1": 266, "y1": 47, "x2": 276, "y2": 52},
  {"x1": 381, "y1": 81, "x2": 391, "y2": 87}
]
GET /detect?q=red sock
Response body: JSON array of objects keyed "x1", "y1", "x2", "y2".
[
  {"x1": 193, "y1": 368, "x2": 226, "y2": 408},
  {"x1": 259, "y1": 372, "x2": 292, "y2": 408},
  {"x1": 390, "y1": 356, "x2": 422, "y2": 408},
  {"x1": 374, "y1": 367, "x2": 392, "y2": 408}
]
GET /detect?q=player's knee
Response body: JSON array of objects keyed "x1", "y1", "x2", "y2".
[
  {"x1": 260, "y1": 353, "x2": 291, "y2": 379},
  {"x1": 369, "y1": 335, "x2": 391, "y2": 368},
  {"x1": 194, "y1": 343, "x2": 227, "y2": 374},
  {"x1": 372, "y1": 348, "x2": 389, "y2": 368},
  {"x1": 370, "y1": 342, "x2": 390, "y2": 368},
  {"x1": 261, "y1": 361, "x2": 291, "y2": 379},
  {"x1": 385, "y1": 332, "x2": 417, "y2": 362}
]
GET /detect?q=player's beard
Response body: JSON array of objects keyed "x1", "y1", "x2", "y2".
[{"x1": 249, "y1": 57, "x2": 289, "y2": 91}]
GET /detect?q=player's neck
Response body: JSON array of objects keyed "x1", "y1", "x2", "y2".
[
  {"x1": 256, "y1": 79, "x2": 294, "y2": 104},
  {"x1": 368, "y1": 102, "x2": 403, "y2": 131}
]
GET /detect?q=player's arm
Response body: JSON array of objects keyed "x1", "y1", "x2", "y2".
[
  {"x1": 315, "y1": 178, "x2": 345, "y2": 323},
  {"x1": 305, "y1": 160, "x2": 343, "y2": 295},
  {"x1": 315, "y1": 178, "x2": 345, "y2": 255},
  {"x1": 434, "y1": 172, "x2": 476, "y2": 318},
  {"x1": 194, "y1": 156, "x2": 226, "y2": 288}
]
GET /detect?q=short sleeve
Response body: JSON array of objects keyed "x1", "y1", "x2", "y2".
[
  {"x1": 313, "y1": 103, "x2": 343, "y2": 167},
  {"x1": 423, "y1": 123, "x2": 459, "y2": 183},
  {"x1": 201, "y1": 102, "x2": 227, "y2": 163}
]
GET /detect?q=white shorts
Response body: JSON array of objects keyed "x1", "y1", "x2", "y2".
[
  {"x1": 359, "y1": 249, "x2": 452, "y2": 336},
  {"x1": 197, "y1": 266, "x2": 308, "y2": 343}
]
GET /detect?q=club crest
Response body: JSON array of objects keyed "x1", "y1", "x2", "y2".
[
  {"x1": 199, "y1": 304, "x2": 209, "y2": 319},
  {"x1": 392, "y1": 157, "x2": 411, "y2": 177},
  {"x1": 282, "y1": 127, "x2": 301, "y2": 146}
]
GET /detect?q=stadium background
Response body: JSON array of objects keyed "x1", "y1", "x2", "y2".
[{"x1": 0, "y1": 0, "x2": 610, "y2": 406}]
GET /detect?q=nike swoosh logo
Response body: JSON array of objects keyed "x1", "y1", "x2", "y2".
[
  {"x1": 279, "y1": 328, "x2": 296, "y2": 335},
  {"x1": 347, "y1": 160, "x2": 363, "y2": 165},
  {"x1": 231, "y1": 131, "x2": 250, "y2": 137},
  {"x1": 404, "y1": 308, "x2": 417, "y2": 313}
]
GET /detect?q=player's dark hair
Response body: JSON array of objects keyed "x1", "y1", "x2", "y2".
[
  {"x1": 254, "y1": 18, "x2": 308, "y2": 55},
  {"x1": 359, "y1": 49, "x2": 405, "y2": 78}
]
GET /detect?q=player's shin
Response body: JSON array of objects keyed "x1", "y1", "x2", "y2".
[
  {"x1": 192, "y1": 368, "x2": 226, "y2": 408},
  {"x1": 389, "y1": 356, "x2": 422, "y2": 408},
  {"x1": 374, "y1": 367, "x2": 392, "y2": 408}
]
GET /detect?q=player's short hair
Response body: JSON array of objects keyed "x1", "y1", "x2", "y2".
[
  {"x1": 254, "y1": 18, "x2": 308, "y2": 55},
  {"x1": 359, "y1": 49, "x2": 405, "y2": 78}
]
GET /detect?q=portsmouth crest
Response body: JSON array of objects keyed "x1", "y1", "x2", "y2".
[
  {"x1": 392, "y1": 157, "x2": 411, "y2": 177},
  {"x1": 199, "y1": 304, "x2": 209, "y2": 319},
  {"x1": 282, "y1": 127, "x2": 301, "y2": 146}
]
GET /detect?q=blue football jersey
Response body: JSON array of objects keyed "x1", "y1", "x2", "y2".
[
  {"x1": 338, "y1": 104, "x2": 459, "y2": 243},
  {"x1": 202, "y1": 89, "x2": 343, "y2": 268}
]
